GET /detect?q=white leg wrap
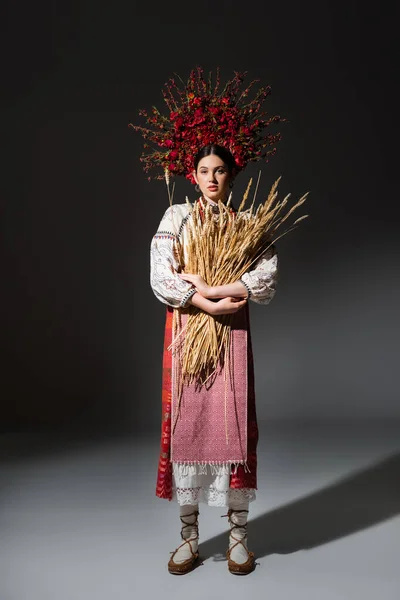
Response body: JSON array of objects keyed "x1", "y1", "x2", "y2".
[
  {"x1": 227, "y1": 498, "x2": 250, "y2": 565},
  {"x1": 171, "y1": 504, "x2": 199, "y2": 564}
]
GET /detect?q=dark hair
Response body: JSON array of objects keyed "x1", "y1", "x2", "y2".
[{"x1": 193, "y1": 144, "x2": 237, "y2": 173}]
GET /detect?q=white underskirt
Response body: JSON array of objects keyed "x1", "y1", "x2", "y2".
[{"x1": 172, "y1": 462, "x2": 256, "y2": 507}]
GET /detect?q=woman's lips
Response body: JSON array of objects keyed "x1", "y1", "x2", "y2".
[{"x1": 208, "y1": 186, "x2": 218, "y2": 190}]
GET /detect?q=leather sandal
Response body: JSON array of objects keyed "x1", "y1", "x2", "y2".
[
  {"x1": 168, "y1": 510, "x2": 199, "y2": 575},
  {"x1": 222, "y1": 508, "x2": 255, "y2": 575}
]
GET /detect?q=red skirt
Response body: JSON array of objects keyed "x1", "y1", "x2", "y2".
[{"x1": 155, "y1": 305, "x2": 259, "y2": 500}]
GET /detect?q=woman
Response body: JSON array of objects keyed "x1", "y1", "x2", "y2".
[{"x1": 150, "y1": 144, "x2": 278, "y2": 574}]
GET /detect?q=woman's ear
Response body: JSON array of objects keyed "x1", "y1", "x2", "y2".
[{"x1": 192, "y1": 170, "x2": 198, "y2": 184}]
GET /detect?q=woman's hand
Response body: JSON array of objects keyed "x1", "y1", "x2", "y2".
[
  {"x1": 208, "y1": 296, "x2": 247, "y2": 316},
  {"x1": 178, "y1": 273, "x2": 212, "y2": 297}
]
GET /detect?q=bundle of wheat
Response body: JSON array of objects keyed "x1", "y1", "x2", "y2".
[{"x1": 170, "y1": 176, "x2": 308, "y2": 387}]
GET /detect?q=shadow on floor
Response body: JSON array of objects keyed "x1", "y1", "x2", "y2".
[{"x1": 200, "y1": 452, "x2": 400, "y2": 561}]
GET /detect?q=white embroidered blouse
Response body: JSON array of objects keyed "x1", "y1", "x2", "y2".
[{"x1": 150, "y1": 202, "x2": 278, "y2": 308}]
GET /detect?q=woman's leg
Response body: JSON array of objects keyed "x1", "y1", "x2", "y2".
[
  {"x1": 168, "y1": 503, "x2": 199, "y2": 573},
  {"x1": 224, "y1": 496, "x2": 255, "y2": 574}
]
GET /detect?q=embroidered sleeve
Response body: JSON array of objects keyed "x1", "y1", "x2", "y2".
[
  {"x1": 150, "y1": 206, "x2": 195, "y2": 308},
  {"x1": 240, "y1": 244, "x2": 278, "y2": 305}
]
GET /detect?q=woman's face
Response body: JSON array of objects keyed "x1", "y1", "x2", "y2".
[{"x1": 193, "y1": 154, "x2": 231, "y2": 203}]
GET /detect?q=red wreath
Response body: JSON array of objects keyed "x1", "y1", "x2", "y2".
[{"x1": 129, "y1": 67, "x2": 285, "y2": 183}]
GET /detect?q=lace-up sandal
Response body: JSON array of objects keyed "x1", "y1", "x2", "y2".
[
  {"x1": 168, "y1": 510, "x2": 200, "y2": 575},
  {"x1": 222, "y1": 508, "x2": 255, "y2": 575}
]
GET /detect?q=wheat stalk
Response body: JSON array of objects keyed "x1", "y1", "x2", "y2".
[{"x1": 170, "y1": 177, "x2": 309, "y2": 386}]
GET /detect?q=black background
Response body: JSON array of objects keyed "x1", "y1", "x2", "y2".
[{"x1": 3, "y1": 1, "x2": 399, "y2": 434}]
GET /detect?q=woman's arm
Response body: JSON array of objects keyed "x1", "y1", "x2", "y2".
[
  {"x1": 150, "y1": 206, "x2": 196, "y2": 308},
  {"x1": 239, "y1": 245, "x2": 278, "y2": 305},
  {"x1": 208, "y1": 281, "x2": 249, "y2": 299},
  {"x1": 178, "y1": 243, "x2": 278, "y2": 304},
  {"x1": 178, "y1": 274, "x2": 248, "y2": 299},
  {"x1": 188, "y1": 292, "x2": 247, "y2": 315}
]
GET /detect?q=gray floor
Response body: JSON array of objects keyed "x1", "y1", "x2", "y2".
[{"x1": 1, "y1": 420, "x2": 400, "y2": 600}]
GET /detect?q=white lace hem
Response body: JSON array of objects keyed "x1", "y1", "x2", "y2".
[
  {"x1": 172, "y1": 462, "x2": 249, "y2": 478},
  {"x1": 172, "y1": 486, "x2": 256, "y2": 507}
]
